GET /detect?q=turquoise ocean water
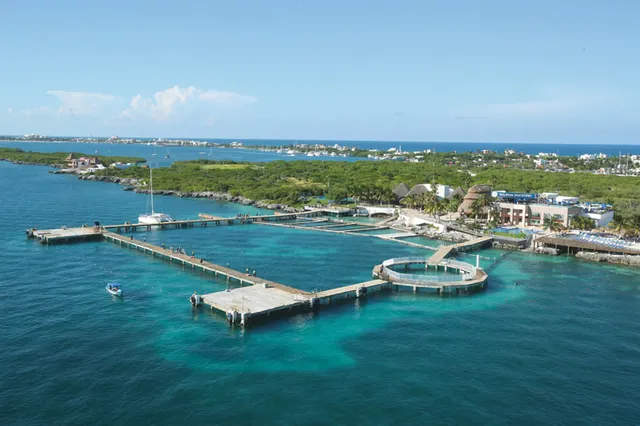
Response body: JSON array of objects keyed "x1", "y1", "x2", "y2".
[{"x1": 1, "y1": 150, "x2": 639, "y2": 424}]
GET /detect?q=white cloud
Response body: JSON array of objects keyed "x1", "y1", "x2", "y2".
[
  {"x1": 7, "y1": 107, "x2": 12, "y2": 114},
  {"x1": 20, "y1": 85, "x2": 255, "y2": 125},
  {"x1": 121, "y1": 85, "x2": 256, "y2": 122},
  {"x1": 47, "y1": 90, "x2": 122, "y2": 116},
  {"x1": 21, "y1": 90, "x2": 122, "y2": 118}
]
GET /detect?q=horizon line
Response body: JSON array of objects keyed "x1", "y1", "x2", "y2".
[{"x1": 1, "y1": 134, "x2": 637, "y2": 146}]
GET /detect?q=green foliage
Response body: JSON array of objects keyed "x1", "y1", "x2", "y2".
[
  {"x1": 543, "y1": 214, "x2": 564, "y2": 232},
  {"x1": 0, "y1": 147, "x2": 144, "y2": 166},
  {"x1": 570, "y1": 215, "x2": 595, "y2": 231},
  {"x1": 90, "y1": 157, "x2": 640, "y2": 209},
  {"x1": 491, "y1": 231, "x2": 527, "y2": 239}
]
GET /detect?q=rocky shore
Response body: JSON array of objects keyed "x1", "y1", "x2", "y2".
[
  {"x1": 76, "y1": 174, "x2": 301, "y2": 212},
  {"x1": 1, "y1": 158, "x2": 63, "y2": 167},
  {"x1": 534, "y1": 247, "x2": 559, "y2": 255},
  {"x1": 576, "y1": 251, "x2": 640, "y2": 267}
]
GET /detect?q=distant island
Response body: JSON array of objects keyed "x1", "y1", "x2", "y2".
[
  {"x1": 2, "y1": 134, "x2": 640, "y2": 176},
  {"x1": 6, "y1": 146, "x2": 640, "y2": 266},
  {"x1": 0, "y1": 147, "x2": 145, "y2": 168}
]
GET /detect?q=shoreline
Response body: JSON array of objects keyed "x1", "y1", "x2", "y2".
[
  {"x1": 6, "y1": 157, "x2": 640, "y2": 268},
  {"x1": 75, "y1": 174, "x2": 302, "y2": 212}
]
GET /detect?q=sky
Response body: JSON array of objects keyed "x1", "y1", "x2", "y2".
[{"x1": 1, "y1": 0, "x2": 639, "y2": 144}]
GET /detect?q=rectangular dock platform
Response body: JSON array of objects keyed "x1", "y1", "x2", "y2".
[
  {"x1": 25, "y1": 213, "x2": 494, "y2": 327},
  {"x1": 28, "y1": 227, "x2": 102, "y2": 244},
  {"x1": 201, "y1": 285, "x2": 309, "y2": 321}
]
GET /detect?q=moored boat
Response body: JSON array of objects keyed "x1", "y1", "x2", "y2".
[
  {"x1": 106, "y1": 282, "x2": 122, "y2": 296},
  {"x1": 138, "y1": 167, "x2": 174, "y2": 224}
]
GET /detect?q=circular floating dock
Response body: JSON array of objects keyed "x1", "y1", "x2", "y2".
[{"x1": 374, "y1": 256, "x2": 488, "y2": 294}]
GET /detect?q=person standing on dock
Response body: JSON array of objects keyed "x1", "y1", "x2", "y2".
[
  {"x1": 246, "y1": 268, "x2": 250, "y2": 276},
  {"x1": 162, "y1": 242, "x2": 165, "y2": 250},
  {"x1": 252, "y1": 270, "x2": 256, "y2": 277}
]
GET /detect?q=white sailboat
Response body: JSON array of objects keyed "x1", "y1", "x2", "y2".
[{"x1": 138, "y1": 167, "x2": 174, "y2": 224}]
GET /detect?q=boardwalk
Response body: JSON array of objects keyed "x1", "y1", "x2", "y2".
[
  {"x1": 102, "y1": 210, "x2": 324, "y2": 231},
  {"x1": 27, "y1": 214, "x2": 495, "y2": 327},
  {"x1": 201, "y1": 286, "x2": 309, "y2": 318},
  {"x1": 535, "y1": 235, "x2": 640, "y2": 255},
  {"x1": 102, "y1": 232, "x2": 306, "y2": 295},
  {"x1": 315, "y1": 279, "x2": 388, "y2": 299},
  {"x1": 29, "y1": 227, "x2": 102, "y2": 244},
  {"x1": 428, "y1": 236, "x2": 493, "y2": 264}
]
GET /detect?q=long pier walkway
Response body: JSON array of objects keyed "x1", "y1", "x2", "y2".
[
  {"x1": 102, "y1": 232, "x2": 306, "y2": 295},
  {"x1": 102, "y1": 231, "x2": 393, "y2": 325},
  {"x1": 427, "y1": 236, "x2": 494, "y2": 264},
  {"x1": 27, "y1": 213, "x2": 494, "y2": 327}
]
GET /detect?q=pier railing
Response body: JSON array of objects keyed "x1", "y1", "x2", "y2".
[{"x1": 381, "y1": 257, "x2": 477, "y2": 286}]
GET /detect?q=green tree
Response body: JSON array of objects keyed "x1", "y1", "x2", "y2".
[
  {"x1": 570, "y1": 215, "x2": 595, "y2": 231},
  {"x1": 544, "y1": 214, "x2": 564, "y2": 232}
]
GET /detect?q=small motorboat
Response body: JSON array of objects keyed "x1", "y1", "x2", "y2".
[{"x1": 106, "y1": 282, "x2": 123, "y2": 297}]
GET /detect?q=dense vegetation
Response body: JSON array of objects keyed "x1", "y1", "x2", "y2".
[
  {"x1": 0, "y1": 148, "x2": 145, "y2": 167},
  {"x1": 92, "y1": 158, "x2": 640, "y2": 206},
  {"x1": 5, "y1": 146, "x2": 640, "y2": 231}
]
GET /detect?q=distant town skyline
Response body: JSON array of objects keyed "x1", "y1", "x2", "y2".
[{"x1": 2, "y1": 1, "x2": 639, "y2": 144}]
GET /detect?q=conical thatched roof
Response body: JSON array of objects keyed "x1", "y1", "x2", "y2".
[
  {"x1": 458, "y1": 184, "x2": 492, "y2": 214},
  {"x1": 406, "y1": 184, "x2": 431, "y2": 197},
  {"x1": 65, "y1": 153, "x2": 76, "y2": 161},
  {"x1": 447, "y1": 187, "x2": 465, "y2": 199},
  {"x1": 393, "y1": 183, "x2": 410, "y2": 200},
  {"x1": 468, "y1": 184, "x2": 492, "y2": 194}
]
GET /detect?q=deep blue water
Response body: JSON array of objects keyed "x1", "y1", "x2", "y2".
[
  {"x1": 2, "y1": 139, "x2": 640, "y2": 162},
  {"x1": 226, "y1": 139, "x2": 640, "y2": 156},
  {"x1": 1, "y1": 160, "x2": 639, "y2": 425}
]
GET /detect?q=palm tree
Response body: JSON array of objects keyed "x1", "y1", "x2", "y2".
[
  {"x1": 450, "y1": 193, "x2": 463, "y2": 210},
  {"x1": 470, "y1": 199, "x2": 482, "y2": 223},
  {"x1": 625, "y1": 214, "x2": 640, "y2": 239},
  {"x1": 571, "y1": 215, "x2": 595, "y2": 231},
  {"x1": 441, "y1": 198, "x2": 454, "y2": 220},
  {"x1": 474, "y1": 193, "x2": 495, "y2": 222},
  {"x1": 611, "y1": 214, "x2": 625, "y2": 235},
  {"x1": 544, "y1": 214, "x2": 563, "y2": 233},
  {"x1": 488, "y1": 205, "x2": 500, "y2": 228},
  {"x1": 401, "y1": 194, "x2": 417, "y2": 209}
]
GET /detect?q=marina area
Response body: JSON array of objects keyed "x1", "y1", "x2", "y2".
[
  {"x1": 3, "y1": 149, "x2": 640, "y2": 425},
  {"x1": 26, "y1": 210, "x2": 492, "y2": 326}
]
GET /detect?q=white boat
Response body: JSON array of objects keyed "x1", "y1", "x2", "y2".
[
  {"x1": 138, "y1": 167, "x2": 174, "y2": 224},
  {"x1": 106, "y1": 282, "x2": 122, "y2": 296}
]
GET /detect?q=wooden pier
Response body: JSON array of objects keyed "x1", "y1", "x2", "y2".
[
  {"x1": 534, "y1": 235, "x2": 640, "y2": 256},
  {"x1": 27, "y1": 227, "x2": 103, "y2": 244},
  {"x1": 428, "y1": 236, "x2": 494, "y2": 264},
  {"x1": 102, "y1": 232, "x2": 306, "y2": 294},
  {"x1": 26, "y1": 212, "x2": 495, "y2": 327}
]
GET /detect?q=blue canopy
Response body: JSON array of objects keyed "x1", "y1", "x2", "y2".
[{"x1": 108, "y1": 282, "x2": 121, "y2": 288}]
